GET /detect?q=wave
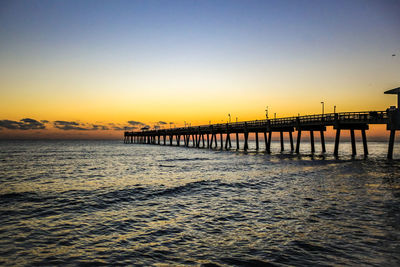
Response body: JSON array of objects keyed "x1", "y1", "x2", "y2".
[
  {"x1": 161, "y1": 157, "x2": 210, "y2": 162},
  {"x1": 0, "y1": 191, "x2": 56, "y2": 204}
]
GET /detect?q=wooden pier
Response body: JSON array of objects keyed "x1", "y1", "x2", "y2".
[
  {"x1": 125, "y1": 110, "x2": 400, "y2": 159},
  {"x1": 124, "y1": 88, "x2": 400, "y2": 159}
]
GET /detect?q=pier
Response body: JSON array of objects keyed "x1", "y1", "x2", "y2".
[{"x1": 124, "y1": 88, "x2": 400, "y2": 159}]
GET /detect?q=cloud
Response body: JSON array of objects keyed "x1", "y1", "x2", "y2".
[
  {"x1": 20, "y1": 118, "x2": 46, "y2": 130},
  {"x1": 53, "y1": 121, "x2": 88, "y2": 131},
  {"x1": 53, "y1": 121, "x2": 111, "y2": 131},
  {"x1": 112, "y1": 126, "x2": 131, "y2": 130},
  {"x1": 158, "y1": 121, "x2": 167, "y2": 125},
  {"x1": 0, "y1": 118, "x2": 144, "y2": 132},
  {"x1": 0, "y1": 120, "x2": 21, "y2": 130},
  {"x1": 0, "y1": 118, "x2": 46, "y2": 130},
  {"x1": 115, "y1": 126, "x2": 137, "y2": 131},
  {"x1": 107, "y1": 123, "x2": 137, "y2": 131},
  {"x1": 126, "y1": 121, "x2": 151, "y2": 131},
  {"x1": 128, "y1": 120, "x2": 145, "y2": 126},
  {"x1": 91, "y1": 124, "x2": 109, "y2": 130}
]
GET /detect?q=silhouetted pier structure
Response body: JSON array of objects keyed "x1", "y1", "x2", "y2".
[{"x1": 124, "y1": 88, "x2": 400, "y2": 159}]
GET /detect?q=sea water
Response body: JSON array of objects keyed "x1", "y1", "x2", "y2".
[{"x1": 0, "y1": 140, "x2": 399, "y2": 266}]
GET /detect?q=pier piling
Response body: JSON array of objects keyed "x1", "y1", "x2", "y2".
[
  {"x1": 361, "y1": 130, "x2": 367, "y2": 155},
  {"x1": 310, "y1": 130, "x2": 315, "y2": 153},
  {"x1": 388, "y1": 130, "x2": 396, "y2": 159},
  {"x1": 320, "y1": 130, "x2": 326, "y2": 152},
  {"x1": 255, "y1": 132, "x2": 259, "y2": 150},
  {"x1": 244, "y1": 132, "x2": 249, "y2": 151},
  {"x1": 350, "y1": 129, "x2": 356, "y2": 156},
  {"x1": 296, "y1": 130, "x2": 301, "y2": 154},
  {"x1": 289, "y1": 131, "x2": 294, "y2": 151},
  {"x1": 334, "y1": 129, "x2": 341, "y2": 156},
  {"x1": 267, "y1": 131, "x2": 272, "y2": 153}
]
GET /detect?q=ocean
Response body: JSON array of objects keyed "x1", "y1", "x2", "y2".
[{"x1": 0, "y1": 140, "x2": 399, "y2": 266}]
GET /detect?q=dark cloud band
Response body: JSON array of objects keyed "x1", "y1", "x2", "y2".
[
  {"x1": 0, "y1": 119, "x2": 150, "y2": 131},
  {"x1": 53, "y1": 121, "x2": 113, "y2": 131},
  {"x1": 53, "y1": 121, "x2": 88, "y2": 131},
  {"x1": 127, "y1": 120, "x2": 145, "y2": 126},
  {"x1": 0, "y1": 118, "x2": 46, "y2": 130}
]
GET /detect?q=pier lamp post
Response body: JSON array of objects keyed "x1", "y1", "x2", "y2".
[
  {"x1": 236, "y1": 117, "x2": 238, "y2": 123},
  {"x1": 184, "y1": 121, "x2": 186, "y2": 128},
  {"x1": 274, "y1": 113, "x2": 276, "y2": 119},
  {"x1": 228, "y1": 114, "x2": 231, "y2": 123},
  {"x1": 265, "y1": 106, "x2": 269, "y2": 119},
  {"x1": 334, "y1": 105, "x2": 336, "y2": 113},
  {"x1": 321, "y1": 102, "x2": 324, "y2": 115}
]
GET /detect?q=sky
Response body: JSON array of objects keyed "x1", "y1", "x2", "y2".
[{"x1": 0, "y1": 0, "x2": 399, "y2": 139}]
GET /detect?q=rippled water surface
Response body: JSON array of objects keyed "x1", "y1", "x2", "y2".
[{"x1": 1, "y1": 140, "x2": 400, "y2": 266}]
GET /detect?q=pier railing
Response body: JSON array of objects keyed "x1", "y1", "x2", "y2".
[{"x1": 128, "y1": 111, "x2": 388, "y2": 135}]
